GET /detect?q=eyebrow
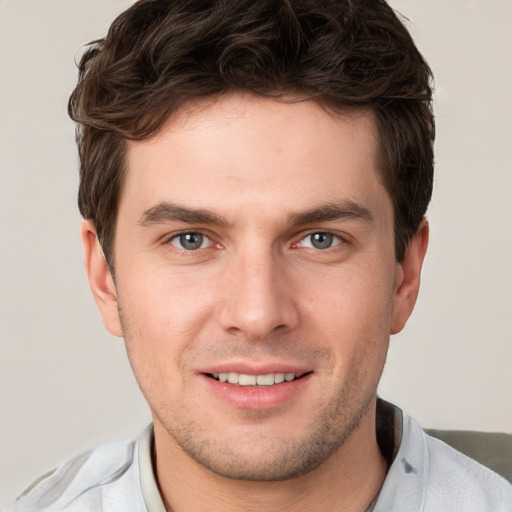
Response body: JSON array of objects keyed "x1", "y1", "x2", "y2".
[
  {"x1": 139, "y1": 203, "x2": 231, "y2": 227},
  {"x1": 288, "y1": 201, "x2": 374, "y2": 226}
]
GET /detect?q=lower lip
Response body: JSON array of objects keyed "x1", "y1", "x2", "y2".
[{"x1": 200, "y1": 373, "x2": 312, "y2": 410}]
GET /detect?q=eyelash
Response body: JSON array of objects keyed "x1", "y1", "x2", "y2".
[{"x1": 294, "y1": 232, "x2": 345, "y2": 250}]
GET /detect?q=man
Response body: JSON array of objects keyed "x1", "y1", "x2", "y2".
[{"x1": 8, "y1": 0, "x2": 512, "y2": 511}]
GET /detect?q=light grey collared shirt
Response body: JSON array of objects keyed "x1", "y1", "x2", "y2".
[{"x1": 8, "y1": 404, "x2": 512, "y2": 511}]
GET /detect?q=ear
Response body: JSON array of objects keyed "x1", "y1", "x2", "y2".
[
  {"x1": 390, "y1": 219, "x2": 429, "y2": 335},
  {"x1": 81, "y1": 220, "x2": 123, "y2": 337}
]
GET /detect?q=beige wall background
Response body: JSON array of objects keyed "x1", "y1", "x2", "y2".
[{"x1": 1, "y1": 0, "x2": 510, "y2": 506}]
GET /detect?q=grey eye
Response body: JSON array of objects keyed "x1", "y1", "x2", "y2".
[
  {"x1": 172, "y1": 233, "x2": 206, "y2": 250},
  {"x1": 304, "y1": 232, "x2": 337, "y2": 249},
  {"x1": 310, "y1": 232, "x2": 333, "y2": 249}
]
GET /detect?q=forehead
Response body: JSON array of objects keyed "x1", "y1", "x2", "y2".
[{"x1": 121, "y1": 93, "x2": 386, "y2": 221}]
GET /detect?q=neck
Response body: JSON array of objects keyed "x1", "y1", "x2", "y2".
[{"x1": 153, "y1": 399, "x2": 387, "y2": 512}]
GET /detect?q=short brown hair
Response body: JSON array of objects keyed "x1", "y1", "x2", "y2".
[{"x1": 69, "y1": 0, "x2": 434, "y2": 266}]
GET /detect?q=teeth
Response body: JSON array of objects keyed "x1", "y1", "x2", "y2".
[
  {"x1": 214, "y1": 372, "x2": 298, "y2": 386},
  {"x1": 239, "y1": 374, "x2": 257, "y2": 386},
  {"x1": 256, "y1": 374, "x2": 274, "y2": 386},
  {"x1": 274, "y1": 373, "x2": 285, "y2": 384}
]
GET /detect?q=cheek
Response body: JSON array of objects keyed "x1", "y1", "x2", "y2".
[
  {"x1": 115, "y1": 272, "x2": 209, "y2": 379},
  {"x1": 120, "y1": 264, "x2": 217, "y2": 331},
  {"x1": 301, "y1": 262, "x2": 395, "y2": 329},
  {"x1": 298, "y1": 262, "x2": 395, "y2": 366}
]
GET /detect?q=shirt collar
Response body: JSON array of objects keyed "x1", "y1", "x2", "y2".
[
  {"x1": 373, "y1": 404, "x2": 429, "y2": 511},
  {"x1": 139, "y1": 424, "x2": 167, "y2": 512}
]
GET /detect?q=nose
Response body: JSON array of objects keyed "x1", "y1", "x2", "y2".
[{"x1": 217, "y1": 248, "x2": 300, "y2": 340}]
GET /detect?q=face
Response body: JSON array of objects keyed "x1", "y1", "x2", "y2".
[{"x1": 84, "y1": 93, "x2": 426, "y2": 481}]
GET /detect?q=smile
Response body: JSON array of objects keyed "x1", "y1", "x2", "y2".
[{"x1": 207, "y1": 372, "x2": 307, "y2": 386}]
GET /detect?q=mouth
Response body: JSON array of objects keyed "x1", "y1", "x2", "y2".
[
  {"x1": 205, "y1": 371, "x2": 311, "y2": 387},
  {"x1": 201, "y1": 368, "x2": 314, "y2": 409}
]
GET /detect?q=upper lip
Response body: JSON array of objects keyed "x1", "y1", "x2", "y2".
[{"x1": 197, "y1": 361, "x2": 312, "y2": 376}]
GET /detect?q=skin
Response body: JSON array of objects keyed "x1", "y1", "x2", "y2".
[{"x1": 82, "y1": 93, "x2": 428, "y2": 512}]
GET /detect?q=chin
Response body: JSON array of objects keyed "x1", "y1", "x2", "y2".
[{"x1": 162, "y1": 395, "x2": 372, "y2": 482}]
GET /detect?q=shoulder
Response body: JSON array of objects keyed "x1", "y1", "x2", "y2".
[
  {"x1": 375, "y1": 406, "x2": 512, "y2": 512},
  {"x1": 423, "y1": 431, "x2": 512, "y2": 510},
  {"x1": 7, "y1": 439, "x2": 146, "y2": 512}
]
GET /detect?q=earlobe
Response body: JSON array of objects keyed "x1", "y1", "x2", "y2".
[
  {"x1": 81, "y1": 220, "x2": 123, "y2": 337},
  {"x1": 390, "y1": 220, "x2": 429, "y2": 335}
]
